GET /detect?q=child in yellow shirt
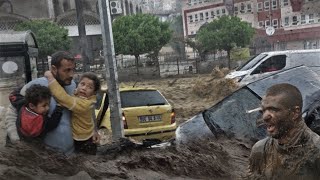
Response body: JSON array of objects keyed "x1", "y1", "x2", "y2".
[{"x1": 44, "y1": 71, "x2": 101, "y2": 155}]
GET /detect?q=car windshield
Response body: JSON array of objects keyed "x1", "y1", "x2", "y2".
[
  {"x1": 120, "y1": 90, "x2": 168, "y2": 108},
  {"x1": 237, "y1": 54, "x2": 268, "y2": 71},
  {"x1": 203, "y1": 87, "x2": 265, "y2": 141}
]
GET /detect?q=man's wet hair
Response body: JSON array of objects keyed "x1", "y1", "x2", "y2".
[
  {"x1": 51, "y1": 51, "x2": 75, "y2": 69},
  {"x1": 266, "y1": 83, "x2": 302, "y2": 110},
  {"x1": 79, "y1": 72, "x2": 101, "y2": 93},
  {"x1": 25, "y1": 84, "x2": 51, "y2": 106}
]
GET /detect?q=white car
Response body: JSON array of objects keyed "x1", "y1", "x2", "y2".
[{"x1": 226, "y1": 49, "x2": 320, "y2": 84}]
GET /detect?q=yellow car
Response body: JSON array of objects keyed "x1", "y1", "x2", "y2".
[{"x1": 95, "y1": 87, "x2": 177, "y2": 144}]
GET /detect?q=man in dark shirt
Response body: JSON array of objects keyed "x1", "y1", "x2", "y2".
[{"x1": 247, "y1": 83, "x2": 320, "y2": 179}]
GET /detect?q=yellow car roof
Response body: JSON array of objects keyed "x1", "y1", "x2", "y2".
[{"x1": 100, "y1": 85, "x2": 157, "y2": 93}]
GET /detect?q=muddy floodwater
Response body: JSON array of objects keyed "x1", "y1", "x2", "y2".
[{"x1": 0, "y1": 71, "x2": 253, "y2": 179}]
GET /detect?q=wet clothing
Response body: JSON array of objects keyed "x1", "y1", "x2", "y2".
[
  {"x1": 74, "y1": 137, "x2": 97, "y2": 155},
  {"x1": 16, "y1": 105, "x2": 63, "y2": 138},
  {"x1": 8, "y1": 88, "x2": 63, "y2": 138},
  {"x1": 48, "y1": 80, "x2": 97, "y2": 141},
  {"x1": 5, "y1": 77, "x2": 76, "y2": 155},
  {"x1": 247, "y1": 121, "x2": 320, "y2": 179}
]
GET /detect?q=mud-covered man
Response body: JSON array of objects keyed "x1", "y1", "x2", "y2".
[{"x1": 247, "y1": 83, "x2": 320, "y2": 179}]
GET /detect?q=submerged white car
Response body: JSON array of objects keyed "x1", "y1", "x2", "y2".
[{"x1": 226, "y1": 49, "x2": 320, "y2": 84}]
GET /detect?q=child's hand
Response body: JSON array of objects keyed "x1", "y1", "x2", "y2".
[
  {"x1": 92, "y1": 131, "x2": 101, "y2": 144},
  {"x1": 44, "y1": 71, "x2": 54, "y2": 81}
]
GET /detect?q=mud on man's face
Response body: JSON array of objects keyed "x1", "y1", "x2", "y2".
[{"x1": 261, "y1": 94, "x2": 295, "y2": 139}]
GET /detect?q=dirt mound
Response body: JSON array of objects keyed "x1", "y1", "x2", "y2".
[
  {"x1": 118, "y1": 141, "x2": 231, "y2": 179},
  {"x1": 210, "y1": 66, "x2": 230, "y2": 79},
  {"x1": 192, "y1": 67, "x2": 238, "y2": 102},
  {"x1": 0, "y1": 136, "x2": 249, "y2": 179}
]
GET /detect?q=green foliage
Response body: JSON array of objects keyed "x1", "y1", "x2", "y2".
[
  {"x1": 198, "y1": 16, "x2": 254, "y2": 52},
  {"x1": 185, "y1": 38, "x2": 208, "y2": 61},
  {"x1": 197, "y1": 15, "x2": 255, "y2": 67},
  {"x1": 112, "y1": 14, "x2": 172, "y2": 59},
  {"x1": 230, "y1": 47, "x2": 250, "y2": 61},
  {"x1": 15, "y1": 20, "x2": 71, "y2": 59}
]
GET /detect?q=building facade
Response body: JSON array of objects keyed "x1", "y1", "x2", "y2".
[
  {"x1": 0, "y1": 0, "x2": 143, "y2": 60},
  {"x1": 182, "y1": 0, "x2": 320, "y2": 54}
]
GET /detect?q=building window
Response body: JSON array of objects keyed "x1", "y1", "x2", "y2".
[
  {"x1": 264, "y1": 1, "x2": 270, "y2": 11},
  {"x1": 304, "y1": 40, "x2": 318, "y2": 49},
  {"x1": 216, "y1": 9, "x2": 220, "y2": 15},
  {"x1": 234, "y1": 6, "x2": 239, "y2": 14},
  {"x1": 211, "y1": 11, "x2": 215, "y2": 18},
  {"x1": 257, "y1": 2, "x2": 263, "y2": 12},
  {"x1": 259, "y1": 21, "x2": 264, "y2": 28},
  {"x1": 187, "y1": 0, "x2": 191, "y2": 6},
  {"x1": 189, "y1": 15, "x2": 193, "y2": 23},
  {"x1": 193, "y1": 0, "x2": 197, "y2": 5},
  {"x1": 273, "y1": 19, "x2": 278, "y2": 28},
  {"x1": 265, "y1": 20, "x2": 271, "y2": 27},
  {"x1": 200, "y1": 13, "x2": 204, "y2": 21},
  {"x1": 199, "y1": 0, "x2": 202, "y2": 4},
  {"x1": 205, "y1": 12, "x2": 209, "y2": 19},
  {"x1": 309, "y1": 14, "x2": 314, "y2": 23},
  {"x1": 284, "y1": 17, "x2": 289, "y2": 26},
  {"x1": 191, "y1": 31, "x2": 194, "y2": 35},
  {"x1": 301, "y1": 15, "x2": 306, "y2": 24},
  {"x1": 195, "y1": 14, "x2": 198, "y2": 21},
  {"x1": 247, "y1": 3, "x2": 252, "y2": 13},
  {"x1": 222, "y1": 8, "x2": 226, "y2": 14},
  {"x1": 283, "y1": 0, "x2": 289, "y2": 6},
  {"x1": 292, "y1": 16, "x2": 298, "y2": 25},
  {"x1": 240, "y1": 3, "x2": 245, "y2": 13},
  {"x1": 272, "y1": 0, "x2": 277, "y2": 9}
]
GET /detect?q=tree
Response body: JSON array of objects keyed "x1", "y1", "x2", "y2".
[
  {"x1": 112, "y1": 14, "x2": 172, "y2": 75},
  {"x1": 15, "y1": 20, "x2": 71, "y2": 59},
  {"x1": 185, "y1": 38, "x2": 208, "y2": 62},
  {"x1": 197, "y1": 15, "x2": 255, "y2": 69},
  {"x1": 169, "y1": 15, "x2": 186, "y2": 61}
]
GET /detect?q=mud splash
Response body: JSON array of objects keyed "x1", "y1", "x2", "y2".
[{"x1": 0, "y1": 135, "x2": 250, "y2": 179}]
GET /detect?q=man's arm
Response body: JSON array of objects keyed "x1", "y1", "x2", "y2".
[{"x1": 4, "y1": 104, "x2": 20, "y2": 143}]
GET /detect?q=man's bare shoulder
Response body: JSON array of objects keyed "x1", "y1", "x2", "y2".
[{"x1": 252, "y1": 137, "x2": 270, "y2": 152}]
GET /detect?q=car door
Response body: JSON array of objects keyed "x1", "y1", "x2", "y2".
[{"x1": 241, "y1": 55, "x2": 287, "y2": 83}]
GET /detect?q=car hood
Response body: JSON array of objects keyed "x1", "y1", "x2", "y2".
[
  {"x1": 176, "y1": 66, "x2": 320, "y2": 144},
  {"x1": 225, "y1": 70, "x2": 248, "y2": 79}
]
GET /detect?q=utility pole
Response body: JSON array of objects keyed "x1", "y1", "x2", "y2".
[
  {"x1": 75, "y1": 0, "x2": 90, "y2": 72},
  {"x1": 98, "y1": 0, "x2": 124, "y2": 140}
]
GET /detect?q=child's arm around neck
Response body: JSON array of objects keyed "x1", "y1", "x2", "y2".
[{"x1": 44, "y1": 71, "x2": 55, "y2": 84}]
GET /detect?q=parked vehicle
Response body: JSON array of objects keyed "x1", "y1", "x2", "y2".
[
  {"x1": 95, "y1": 87, "x2": 177, "y2": 144},
  {"x1": 177, "y1": 66, "x2": 320, "y2": 144},
  {"x1": 225, "y1": 49, "x2": 320, "y2": 84}
]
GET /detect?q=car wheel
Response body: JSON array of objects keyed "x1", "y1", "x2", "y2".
[{"x1": 98, "y1": 128, "x2": 112, "y2": 145}]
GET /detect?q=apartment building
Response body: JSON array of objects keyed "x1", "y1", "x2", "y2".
[{"x1": 182, "y1": 0, "x2": 320, "y2": 54}]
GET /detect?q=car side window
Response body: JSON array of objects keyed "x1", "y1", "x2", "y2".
[
  {"x1": 251, "y1": 55, "x2": 286, "y2": 75},
  {"x1": 95, "y1": 92, "x2": 104, "y2": 110}
]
